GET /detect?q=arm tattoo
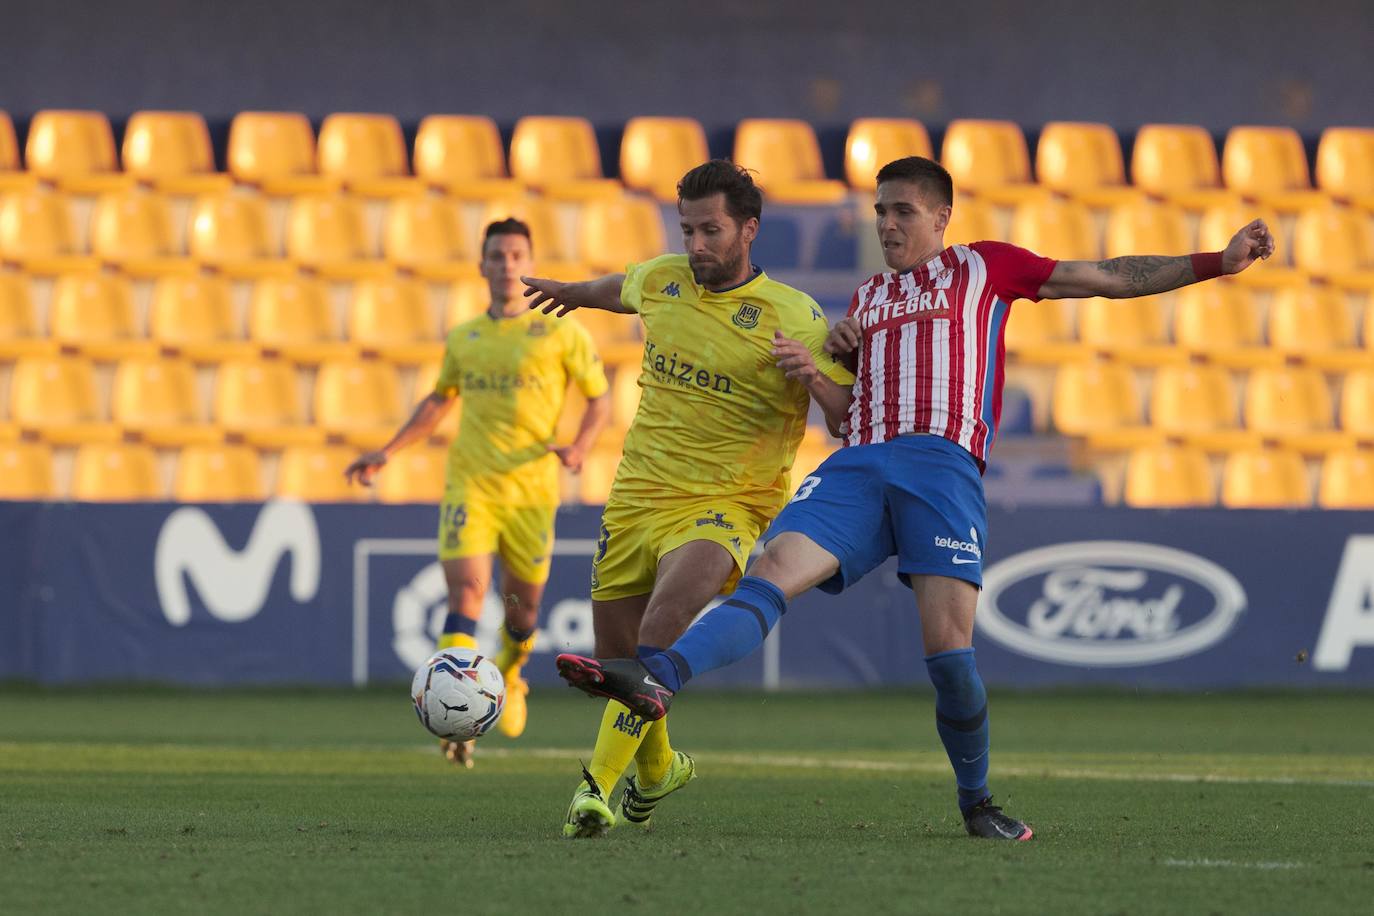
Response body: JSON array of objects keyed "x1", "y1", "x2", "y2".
[{"x1": 1093, "y1": 255, "x2": 1196, "y2": 296}]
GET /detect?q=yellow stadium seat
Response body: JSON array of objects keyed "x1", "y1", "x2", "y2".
[
  {"x1": 49, "y1": 272, "x2": 156, "y2": 360},
  {"x1": 111, "y1": 356, "x2": 220, "y2": 446},
  {"x1": 0, "y1": 442, "x2": 56, "y2": 499},
  {"x1": 1318, "y1": 448, "x2": 1374, "y2": 508},
  {"x1": 88, "y1": 190, "x2": 192, "y2": 277},
  {"x1": 226, "y1": 112, "x2": 337, "y2": 196},
  {"x1": 213, "y1": 358, "x2": 321, "y2": 448},
  {"x1": 276, "y1": 444, "x2": 364, "y2": 501},
  {"x1": 940, "y1": 119, "x2": 1039, "y2": 205},
  {"x1": 1221, "y1": 447, "x2": 1309, "y2": 507},
  {"x1": 186, "y1": 191, "x2": 289, "y2": 278},
  {"x1": 413, "y1": 115, "x2": 521, "y2": 198},
  {"x1": 508, "y1": 116, "x2": 621, "y2": 199},
  {"x1": 285, "y1": 194, "x2": 387, "y2": 279},
  {"x1": 0, "y1": 189, "x2": 98, "y2": 274},
  {"x1": 1315, "y1": 127, "x2": 1374, "y2": 209},
  {"x1": 733, "y1": 119, "x2": 847, "y2": 204},
  {"x1": 149, "y1": 274, "x2": 257, "y2": 362},
  {"x1": 1035, "y1": 121, "x2": 1136, "y2": 207},
  {"x1": 1009, "y1": 197, "x2": 1098, "y2": 260},
  {"x1": 609, "y1": 365, "x2": 642, "y2": 430},
  {"x1": 1197, "y1": 198, "x2": 1297, "y2": 289},
  {"x1": 1221, "y1": 126, "x2": 1324, "y2": 211},
  {"x1": 1365, "y1": 293, "x2": 1374, "y2": 350},
  {"x1": 71, "y1": 442, "x2": 163, "y2": 501},
  {"x1": 121, "y1": 111, "x2": 231, "y2": 195},
  {"x1": 1051, "y1": 360, "x2": 1141, "y2": 435},
  {"x1": 570, "y1": 307, "x2": 642, "y2": 367},
  {"x1": 1267, "y1": 286, "x2": 1361, "y2": 368},
  {"x1": 348, "y1": 277, "x2": 442, "y2": 364},
  {"x1": 0, "y1": 111, "x2": 35, "y2": 192},
  {"x1": 9, "y1": 356, "x2": 116, "y2": 444},
  {"x1": 375, "y1": 446, "x2": 448, "y2": 503},
  {"x1": 1130, "y1": 124, "x2": 1226, "y2": 208},
  {"x1": 382, "y1": 195, "x2": 477, "y2": 281},
  {"x1": 317, "y1": 113, "x2": 417, "y2": 197},
  {"x1": 25, "y1": 110, "x2": 130, "y2": 193},
  {"x1": 1341, "y1": 369, "x2": 1374, "y2": 438},
  {"x1": 1171, "y1": 283, "x2": 1273, "y2": 367},
  {"x1": 1291, "y1": 204, "x2": 1374, "y2": 291},
  {"x1": 843, "y1": 118, "x2": 933, "y2": 192},
  {"x1": 247, "y1": 275, "x2": 356, "y2": 364},
  {"x1": 1103, "y1": 199, "x2": 1191, "y2": 258},
  {"x1": 576, "y1": 444, "x2": 621, "y2": 505},
  {"x1": 1003, "y1": 297, "x2": 1079, "y2": 364},
  {"x1": 478, "y1": 196, "x2": 571, "y2": 264},
  {"x1": 1244, "y1": 366, "x2": 1336, "y2": 449},
  {"x1": 1147, "y1": 363, "x2": 1250, "y2": 451},
  {"x1": 445, "y1": 278, "x2": 488, "y2": 328},
  {"x1": 1077, "y1": 295, "x2": 1180, "y2": 365},
  {"x1": 944, "y1": 196, "x2": 999, "y2": 247},
  {"x1": 621, "y1": 117, "x2": 711, "y2": 201},
  {"x1": 313, "y1": 359, "x2": 405, "y2": 447},
  {"x1": 577, "y1": 195, "x2": 667, "y2": 273},
  {"x1": 174, "y1": 444, "x2": 265, "y2": 502},
  {"x1": 1123, "y1": 443, "x2": 1215, "y2": 507},
  {"x1": 0, "y1": 272, "x2": 54, "y2": 359}
]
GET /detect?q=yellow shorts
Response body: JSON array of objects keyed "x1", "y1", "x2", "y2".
[
  {"x1": 438, "y1": 488, "x2": 555, "y2": 585},
  {"x1": 589, "y1": 496, "x2": 772, "y2": 602}
]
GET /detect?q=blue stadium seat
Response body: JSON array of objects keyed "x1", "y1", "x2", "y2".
[
  {"x1": 814, "y1": 216, "x2": 859, "y2": 270},
  {"x1": 998, "y1": 386, "x2": 1034, "y2": 436},
  {"x1": 751, "y1": 214, "x2": 801, "y2": 269}
]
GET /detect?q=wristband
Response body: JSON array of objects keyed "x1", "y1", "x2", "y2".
[{"x1": 1190, "y1": 251, "x2": 1224, "y2": 281}]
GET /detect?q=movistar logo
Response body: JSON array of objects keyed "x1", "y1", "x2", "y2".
[
  {"x1": 661, "y1": 282, "x2": 681, "y2": 297},
  {"x1": 644, "y1": 341, "x2": 734, "y2": 395}
]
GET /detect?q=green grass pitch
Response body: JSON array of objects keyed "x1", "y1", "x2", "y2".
[{"x1": 2, "y1": 685, "x2": 1372, "y2": 915}]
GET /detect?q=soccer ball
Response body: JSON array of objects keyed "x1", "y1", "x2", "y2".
[{"x1": 410, "y1": 647, "x2": 506, "y2": 741}]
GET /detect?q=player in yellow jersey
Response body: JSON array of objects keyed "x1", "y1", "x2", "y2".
[
  {"x1": 346, "y1": 219, "x2": 610, "y2": 768},
  {"x1": 523, "y1": 161, "x2": 855, "y2": 836}
]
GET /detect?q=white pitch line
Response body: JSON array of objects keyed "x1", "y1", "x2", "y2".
[{"x1": 1163, "y1": 859, "x2": 1305, "y2": 870}]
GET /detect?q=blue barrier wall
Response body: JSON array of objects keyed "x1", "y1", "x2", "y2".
[{"x1": 3, "y1": 501, "x2": 1372, "y2": 688}]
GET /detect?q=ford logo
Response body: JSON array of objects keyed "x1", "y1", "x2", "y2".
[{"x1": 978, "y1": 541, "x2": 1246, "y2": 667}]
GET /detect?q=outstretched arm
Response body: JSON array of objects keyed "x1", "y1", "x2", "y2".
[
  {"x1": 523, "y1": 274, "x2": 630, "y2": 316},
  {"x1": 1036, "y1": 219, "x2": 1276, "y2": 300}
]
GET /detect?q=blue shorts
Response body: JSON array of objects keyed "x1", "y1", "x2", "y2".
[{"x1": 766, "y1": 435, "x2": 988, "y2": 594}]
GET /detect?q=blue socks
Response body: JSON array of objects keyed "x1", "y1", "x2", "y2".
[
  {"x1": 641, "y1": 576, "x2": 787, "y2": 692},
  {"x1": 925, "y1": 647, "x2": 991, "y2": 814},
  {"x1": 442, "y1": 613, "x2": 477, "y2": 638}
]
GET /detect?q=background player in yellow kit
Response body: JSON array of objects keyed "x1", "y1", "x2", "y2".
[
  {"x1": 346, "y1": 218, "x2": 610, "y2": 767},
  {"x1": 523, "y1": 161, "x2": 854, "y2": 835}
]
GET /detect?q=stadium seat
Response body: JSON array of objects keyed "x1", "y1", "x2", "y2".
[
  {"x1": 187, "y1": 192, "x2": 290, "y2": 278},
  {"x1": 174, "y1": 444, "x2": 265, "y2": 502},
  {"x1": 577, "y1": 195, "x2": 667, "y2": 273},
  {"x1": 248, "y1": 275, "x2": 355, "y2": 364},
  {"x1": 1220, "y1": 446, "x2": 1310, "y2": 507},
  {"x1": 382, "y1": 195, "x2": 477, "y2": 281},
  {"x1": 1221, "y1": 126, "x2": 1324, "y2": 211},
  {"x1": 49, "y1": 272, "x2": 155, "y2": 360},
  {"x1": 609, "y1": 365, "x2": 642, "y2": 430},
  {"x1": 1077, "y1": 295, "x2": 1180, "y2": 364},
  {"x1": 570, "y1": 307, "x2": 642, "y2": 366},
  {"x1": 1003, "y1": 296, "x2": 1078, "y2": 364},
  {"x1": 149, "y1": 274, "x2": 257, "y2": 362},
  {"x1": 445, "y1": 278, "x2": 488, "y2": 327},
  {"x1": 0, "y1": 111, "x2": 35, "y2": 192},
  {"x1": 0, "y1": 442, "x2": 56, "y2": 499},
  {"x1": 88, "y1": 189, "x2": 192, "y2": 277},
  {"x1": 213, "y1": 358, "x2": 321, "y2": 448},
  {"x1": 121, "y1": 111, "x2": 231, "y2": 195},
  {"x1": 317, "y1": 113, "x2": 416, "y2": 197},
  {"x1": 0, "y1": 272, "x2": 54, "y2": 359},
  {"x1": 1314, "y1": 127, "x2": 1374, "y2": 209},
  {"x1": 1243, "y1": 366, "x2": 1338, "y2": 450},
  {"x1": 576, "y1": 444, "x2": 621, "y2": 504},
  {"x1": 944, "y1": 196, "x2": 998, "y2": 247},
  {"x1": 227, "y1": 112, "x2": 337, "y2": 196},
  {"x1": 0, "y1": 188, "x2": 98, "y2": 274},
  {"x1": 1130, "y1": 124, "x2": 1225, "y2": 208},
  {"x1": 1172, "y1": 283, "x2": 1274, "y2": 367},
  {"x1": 940, "y1": 120, "x2": 1039, "y2": 205},
  {"x1": 1291, "y1": 204, "x2": 1374, "y2": 291},
  {"x1": 508, "y1": 116, "x2": 620, "y2": 199},
  {"x1": 275, "y1": 444, "x2": 363, "y2": 502},
  {"x1": 24, "y1": 110, "x2": 129, "y2": 193},
  {"x1": 1010, "y1": 197, "x2": 1099, "y2": 260},
  {"x1": 9, "y1": 355, "x2": 115, "y2": 444},
  {"x1": 1035, "y1": 121, "x2": 1136, "y2": 207},
  {"x1": 1123, "y1": 443, "x2": 1215, "y2": 507},
  {"x1": 1197, "y1": 198, "x2": 1297, "y2": 289},
  {"x1": 1365, "y1": 292, "x2": 1374, "y2": 350},
  {"x1": 71, "y1": 442, "x2": 163, "y2": 501},
  {"x1": 1148, "y1": 363, "x2": 1249, "y2": 451},
  {"x1": 111, "y1": 356, "x2": 220, "y2": 446},
  {"x1": 348, "y1": 276, "x2": 441, "y2": 364},
  {"x1": 815, "y1": 214, "x2": 860, "y2": 270},
  {"x1": 1050, "y1": 360, "x2": 1141, "y2": 435},
  {"x1": 1340, "y1": 369, "x2": 1374, "y2": 438},
  {"x1": 285, "y1": 194, "x2": 387, "y2": 279},
  {"x1": 477, "y1": 196, "x2": 571, "y2": 264},
  {"x1": 413, "y1": 115, "x2": 521, "y2": 198},
  {"x1": 1318, "y1": 448, "x2": 1374, "y2": 508},
  {"x1": 621, "y1": 117, "x2": 710, "y2": 201},
  {"x1": 1103, "y1": 199, "x2": 1191, "y2": 258},
  {"x1": 733, "y1": 119, "x2": 847, "y2": 204},
  {"x1": 1267, "y1": 286, "x2": 1362, "y2": 369},
  {"x1": 375, "y1": 446, "x2": 448, "y2": 503},
  {"x1": 750, "y1": 213, "x2": 802, "y2": 270},
  {"x1": 313, "y1": 359, "x2": 405, "y2": 447},
  {"x1": 844, "y1": 118, "x2": 933, "y2": 190}
]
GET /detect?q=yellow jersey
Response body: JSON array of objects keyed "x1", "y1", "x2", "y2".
[
  {"x1": 613, "y1": 254, "x2": 854, "y2": 513},
  {"x1": 434, "y1": 309, "x2": 608, "y2": 505}
]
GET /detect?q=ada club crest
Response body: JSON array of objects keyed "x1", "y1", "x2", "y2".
[{"x1": 732, "y1": 302, "x2": 761, "y2": 330}]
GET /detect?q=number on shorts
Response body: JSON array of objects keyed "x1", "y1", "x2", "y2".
[
  {"x1": 594, "y1": 523, "x2": 610, "y2": 564},
  {"x1": 791, "y1": 476, "x2": 821, "y2": 502}
]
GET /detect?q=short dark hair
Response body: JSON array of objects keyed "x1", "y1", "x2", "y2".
[
  {"x1": 677, "y1": 159, "x2": 763, "y2": 224},
  {"x1": 875, "y1": 156, "x2": 954, "y2": 208},
  {"x1": 482, "y1": 217, "x2": 533, "y2": 253}
]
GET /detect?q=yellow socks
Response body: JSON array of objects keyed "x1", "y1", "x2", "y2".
[
  {"x1": 436, "y1": 631, "x2": 478, "y2": 651},
  {"x1": 634, "y1": 718, "x2": 674, "y2": 787},
  {"x1": 588, "y1": 700, "x2": 654, "y2": 796},
  {"x1": 492, "y1": 626, "x2": 536, "y2": 677}
]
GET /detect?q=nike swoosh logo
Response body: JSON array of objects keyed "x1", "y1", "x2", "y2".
[
  {"x1": 951, "y1": 556, "x2": 979, "y2": 565},
  {"x1": 643, "y1": 676, "x2": 664, "y2": 689},
  {"x1": 960, "y1": 750, "x2": 988, "y2": 764}
]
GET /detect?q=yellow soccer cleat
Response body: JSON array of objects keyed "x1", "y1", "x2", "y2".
[
  {"x1": 619, "y1": 750, "x2": 695, "y2": 827},
  {"x1": 498, "y1": 673, "x2": 529, "y2": 738},
  {"x1": 562, "y1": 765, "x2": 615, "y2": 839}
]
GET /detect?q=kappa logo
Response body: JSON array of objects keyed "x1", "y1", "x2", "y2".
[
  {"x1": 732, "y1": 302, "x2": 761, "y2": 330},
  {"x1": 527, "y1": 321, "x2": 547, "y2": 337},
  {"x1": 661, "y1": 282, "x2": 681, "y2": 297}
]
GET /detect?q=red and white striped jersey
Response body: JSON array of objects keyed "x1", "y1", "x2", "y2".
[{"x1": 842, "y1": 241, "x2": 1057, "y2": 466}]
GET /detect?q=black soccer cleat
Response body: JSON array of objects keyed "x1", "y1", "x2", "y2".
[
  {"x1": 963, "y1": 797, "x2": 1033, "y2": 841},
  {"x1": 555, "y1": 654, "x2": 674, "y2": 720}
]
